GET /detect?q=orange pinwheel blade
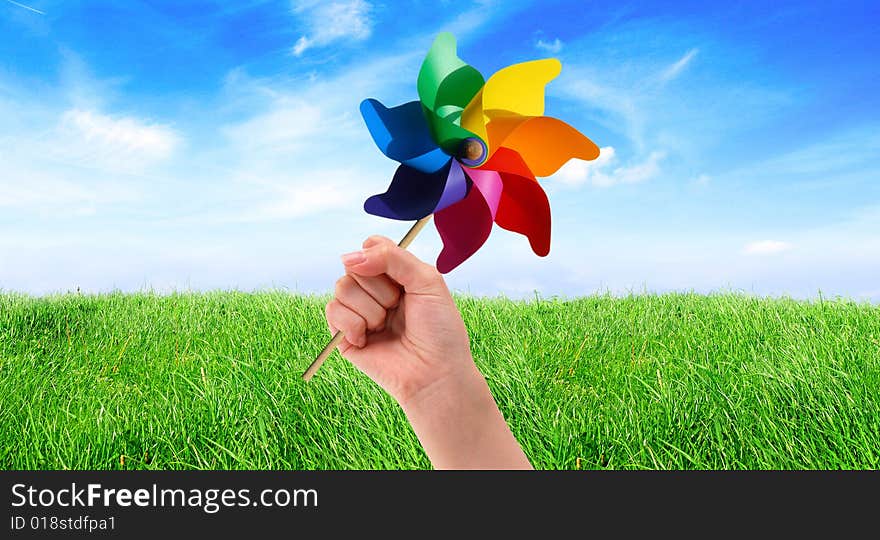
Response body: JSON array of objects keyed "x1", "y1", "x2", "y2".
[{"x1": 487, "y1": 116, "x2": 600, "y2": 177}]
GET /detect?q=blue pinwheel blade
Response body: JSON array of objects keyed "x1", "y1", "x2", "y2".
[{"x1": 360, "y1": 98, "x2": 450, "y2": 174}]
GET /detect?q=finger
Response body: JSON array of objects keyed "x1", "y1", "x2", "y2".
[
  {"x1": 337, "y1": 337, "x2": 357, "y2": 354},
  {"x1": 362, "y1": 236, "x2": 384, "y2": 249},
  {"x1": 348, "y1": 272, "x2": 401, "y2": 310},
  {"x1": 324, "y1": 299, "x2": 367, "y2": 348},
  {"x1": 325, "y1": 320, "x2": 359, "y2": 355},
  {"x1": 334, "y1": 275, "x2": 388, "y2": 331},
  {"x1": 341, "y1": 235, "x2": 446, "y2": 295}
]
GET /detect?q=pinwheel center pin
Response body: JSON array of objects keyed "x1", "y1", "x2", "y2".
[
  {"x1": 302, "y1": 32, "x2": 601, "y2": 381},
  {"x1": 459, "y1": 137, "x2": 487, "y2": 167}
]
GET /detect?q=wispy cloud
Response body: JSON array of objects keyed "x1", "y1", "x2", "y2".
[
  {"x1": 727, "y1": 126, "x2": 880, "y2": 183},
  {"x1": 0, "y1": 105, "x2": 178, "y2": 215},
  {"x1": 742, "y1": 240, "x2": 792, "y2": 255},
  {"x1": 290, "y1": 0, "x2": 373, "y2": 57},
  {"x1": 659, "y1": 48, "x2": 699, "y2": 83},
  {"x1": 59, "y1": 109, "x2": 181, "y2": 169},
  {"x1": 3, "y1": 0, "x2": 44, "y2": 15},
  {"x1": 536, "y1": 37, "x2": 563, "y2": 54},
  {"x1": 691, "y1": 174, "x2": 711, "y2": 187},
  {"x1": 221, "y1": 100, "x2": 326, "y2": 155},
  {"x1": 552, "y1": 147, "x2": 665, "y2": 187},
  {"x1": 2, "y1": 1, "x2": 874, "y2": 302},
  {"x1": 231, "y1": 172, "x2": 361, "y2": 222},
  {"x1": 208, "y1": 52, "x2": 417, "y2": 223},
  {"x1": 0, "y1": 162, "x2": 139, "y2": 216}
]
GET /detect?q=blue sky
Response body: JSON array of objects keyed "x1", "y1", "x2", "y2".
[{"x1": 1, "y1": 0, "x2": 878, "y2": 300}]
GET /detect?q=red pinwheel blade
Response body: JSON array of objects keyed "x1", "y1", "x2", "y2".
[
  {"x1": 495, "y1": 172, "x2": 551, "y2": 256},
  {"x1": 477, "y1": 146, "x2": 534, "y2": 178},
  {"x1": 479, "y1": 147, "x2": 551, "y2": 256}
]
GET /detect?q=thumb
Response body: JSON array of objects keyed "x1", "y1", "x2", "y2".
[{"x1": 341, "y1": 235, "x2": 446, "y2": 296}]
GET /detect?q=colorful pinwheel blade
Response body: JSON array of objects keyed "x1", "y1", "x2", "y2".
[
  {"x1": 477, "y1": 146, "x2": 534, "y2": 177},
  {"x1": 434, "y1": 168, "x2": 502, "y2": 273},
  {"x1": 462, "y1": 58, "x2": 562, "y2": 146},
  {"x1": 477, "y1": 147, "x2": 551, "y2": 256},
  {"x1": 364, "y1": 160, "x2": 467, "y2": 221},
  {"x1": 422, "y1": 107, "x2": 481, "y2": 156},
  {"x1": 360, "y1": 99, "x2": 449, "y2": 174},
  {"x1": 495, "y1": 172, "x2": 551, "y2": 257},
  {"x1": 417, "y1": 32, "x2": 485, "y2": 154},
  {"x1": 486, "y1": 115, "x2": 601, "y2": 177}
]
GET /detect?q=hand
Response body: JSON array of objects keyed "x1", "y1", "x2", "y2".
[
  {"x1": 325, "y1": 235, "x2": 532, "y2": 469},
  {"x1": 326, "y1": 235, "x2": 474, "y2": 406}
]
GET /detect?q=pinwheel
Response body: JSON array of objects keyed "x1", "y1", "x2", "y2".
[
  {"x1": 359, "y1": 32, "x2": 600, "y2": 273},
  {"x1": 303, "y1": 32, "x2": 600, "y2": 380}
]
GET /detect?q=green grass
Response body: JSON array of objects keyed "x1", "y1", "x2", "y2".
[{"x1": 1, "y1": 291, "x2": 878, "y2": 469}]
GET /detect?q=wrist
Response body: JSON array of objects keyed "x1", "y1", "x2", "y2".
[
  {"x1": 397, "y1": 359, "x2": 532, "y2": 470},
  {"x1": 398, "y1": 361, "x2": 494, "y2": 429}
]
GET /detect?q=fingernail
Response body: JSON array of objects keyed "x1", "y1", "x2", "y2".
[{"x1": 341, "y1": 250, "x2": 366, "y2": 265}]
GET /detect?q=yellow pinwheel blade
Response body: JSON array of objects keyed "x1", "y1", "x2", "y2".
[{"x1": 462, "y1": 58, "x2": 562, "y2": 147}]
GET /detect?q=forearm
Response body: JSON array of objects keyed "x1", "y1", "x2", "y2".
[{"x1": 401, "y1": 364, "x2": 533, "y2": 470}]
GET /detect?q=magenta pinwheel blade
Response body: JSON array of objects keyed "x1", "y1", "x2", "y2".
[
  {"x1": 434, "y1": 169, "x2": 502, "y2": 273},
  {"x1": 434, "y1": 186, "x2": 493, "y2": 273}
]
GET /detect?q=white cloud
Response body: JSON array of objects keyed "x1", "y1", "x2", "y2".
[
  {"x1": 188, "y1": 2, "x2": 521, "y2": 227},
  {"x1": 211, "y1": 66, "x2": 403, "y2": 223},
  {"x1": 58, "y1": 109, "x2": 180, "y2": 168},
  {"x1": 0, "y1": 160, "x2": 139, "y2": 216},
  {"x1": 536, "y1": 38, "x2": 563, "y2": 54},
  {"x1": 725, "y1": 127, "x2": 880, "y2": 184},
  {"x1": 659, "y1": 48, "x2": 699, "y2": 83},
  {"x1": 0, "y1": 105, "x2": 177, "y2": 216},
  {"x1": 742, "y1": 240, "x2": 792, "y2": 255},
  {"x1": 691, "y1": 174, "x2": 711, "y2": 187},
  {"x1": 291, "y1": 0, "x2": 373, "y2": 56},
  {"x1": 221, "y1": 101, "x2": 326, "y2": 155},
  {"x1": 292, "y1": 36, "x2": 312, "y2": 56},
  {"x1": 553, "y1": 146, "x2": 615, "y2": 186},
  {"x1": 4, "y1": 3, "x2": 568, "y2": 295},
  {"x1": 234, "y1": 173, "x2": 361, "y2": 222},
  {"x1": 557, "y1": 73, "x2": 647, "y2": 151},
  {"x1": 552, "y1": 146, "x2": 665, "y2": 187}
]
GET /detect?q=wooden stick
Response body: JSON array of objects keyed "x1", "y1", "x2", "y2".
[{"x1": 302, "y1": 215, "x2": 433, "y2": 381}]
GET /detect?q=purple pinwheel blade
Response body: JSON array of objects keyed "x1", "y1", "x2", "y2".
[
  {"x1": 434, "y1": 159, "x2": 468, "y2": 213},
  {"x1": 360, "y1": 99, "x2": 451, "y2": 174},
  {"x1": 365, "y1": 160, "x2": 462, "y2": 220}
]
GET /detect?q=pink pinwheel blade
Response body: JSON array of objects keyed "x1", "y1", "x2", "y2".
[
  {"x1": 464, "y1": 167, "x2": 502, "y2": 218},
  {"x1": 434, "y1": 168, "x2": 502, "y2": 273}
]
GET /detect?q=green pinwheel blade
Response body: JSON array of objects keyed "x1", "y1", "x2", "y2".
[{"x1": 417, "y1": 32, "x2": 485, "y2": 154}]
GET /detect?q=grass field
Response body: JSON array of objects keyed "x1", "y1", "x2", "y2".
[{"x1": 1, "y1": 291, "x2": 878, "y2": 470}]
